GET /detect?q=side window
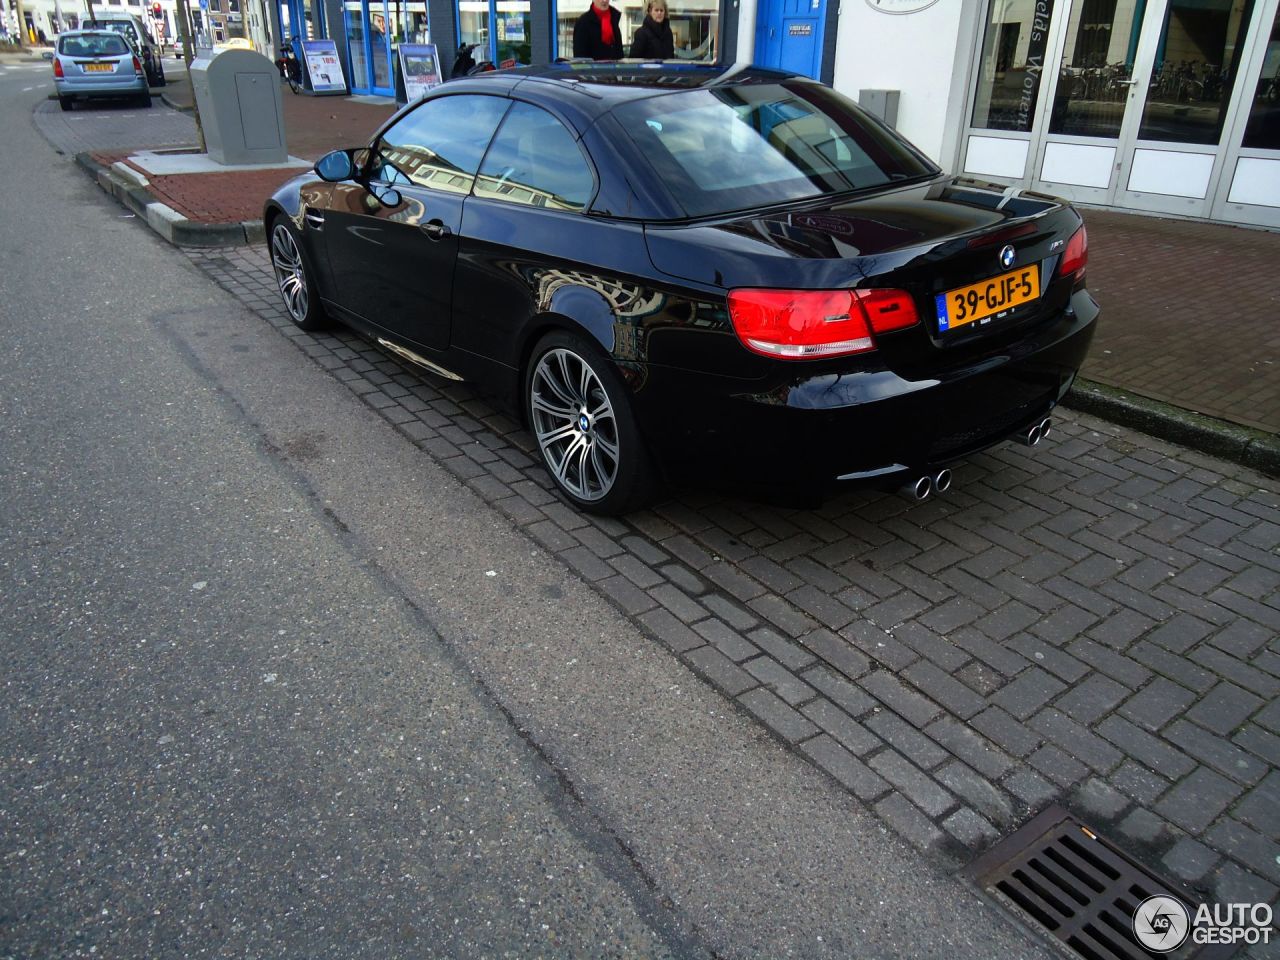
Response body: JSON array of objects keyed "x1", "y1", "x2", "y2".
[
  {"x1": 372, "y1": 95, "x2": 509, "y2": 195},
  {"x1": 475, "y1": 102, "x2": 594, "y2": 212}
]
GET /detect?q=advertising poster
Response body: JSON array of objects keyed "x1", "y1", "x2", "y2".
[
  {"x1": 399, "y1": 42, "x2": 442, "y2": 102},
  {"x1": 299, "y1": 38, "x2": 348, "y2": 94}
]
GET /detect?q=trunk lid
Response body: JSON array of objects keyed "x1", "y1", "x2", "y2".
[{"x1": 644, "y1": 176, "x2": 1084, "y2": 375}]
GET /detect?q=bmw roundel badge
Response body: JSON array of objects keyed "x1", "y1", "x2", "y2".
[{"x1": 999, "y1": 244, "x2": 1017, "y2": 270}]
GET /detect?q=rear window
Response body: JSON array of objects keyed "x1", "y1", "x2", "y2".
[
  {"x1": 60, "y1": 33, "x2": 131, "y2": 56},
  {"x1": 614, "y1": 83, "x2": 939, "y2": 218}
]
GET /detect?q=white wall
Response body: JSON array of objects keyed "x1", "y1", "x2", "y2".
[{"x1": 832, "y1": 0, "x2": 979, "y2": 164}]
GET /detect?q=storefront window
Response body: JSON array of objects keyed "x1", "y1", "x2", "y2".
[
  {"x1": 971, "y1": 0, "x2": 1058, "y2": 131},
  {"x1": 387, "y1": 0, "x2": 429, "y2": 43},
  {"x1": 1137, "y1": 0, "x2": 1254, "y2": 143},
  {"x1": 555, "y1": 0, "x2": 717, "y2": 60},
  {"x1": 1240, "y1": 5, "x2": 1279, "y2": 149},
  {"x1": 495, "y1": 1, "x2": 531, "y2": 64},
  {"x1": 1048, "y1": 0, "x2": 1143, "y2": 137},
  {"x1": 459, "y1": 0, "x2": 491, "y2": 60}
]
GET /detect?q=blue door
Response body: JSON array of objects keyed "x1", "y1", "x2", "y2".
[{"x1": 754, "y1": 0, "x2": 825, "y2": 80}]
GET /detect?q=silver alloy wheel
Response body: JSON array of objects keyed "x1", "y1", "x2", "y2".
[
  {"x1": 530, "y1": 347, "x2": 620, "y2": 502},
  {"x1": 270, "y1": 223, "x2": 309, "y2": 323}
]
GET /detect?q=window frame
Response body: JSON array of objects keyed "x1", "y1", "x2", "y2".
[
  {"x1": 472, "y1": 98, "x2": 599, "y2": 213},
  {"x1": 365, "y1": 92, "x2": 513, "y2": 194}
]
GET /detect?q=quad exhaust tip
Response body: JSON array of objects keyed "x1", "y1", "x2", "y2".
[
  {"x1": 1020, "y1": 416, "x2": 1053, "y2": 447},
  {"x1": 903, "y1": 469, "x2": 952, "y2": 502}
]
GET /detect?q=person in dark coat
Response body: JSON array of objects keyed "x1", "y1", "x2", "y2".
[
  {"x1": 573, "y1": 0, "x2": 623, "y2": 60},
  {"x1": 629, "y1": 0, "x2": 674, "y2": 59}
]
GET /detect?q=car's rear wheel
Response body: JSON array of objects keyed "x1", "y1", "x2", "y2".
[
  {"x1": 58, "y1": 96, "x2": 73, "y2": 111},
  {"x1": 138, "y1": 92, "x2": 153, "y2": 108},
  {"x1": 269, "y1": 219, "x2": 329, "y2": 331},
  {"x1": 526, "y1": 331, "x2": 655, "y2": 515}
]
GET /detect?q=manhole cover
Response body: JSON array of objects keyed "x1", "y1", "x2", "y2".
[{"x1": 966, "y1": 807, "x2": 1233, "y2": 960}]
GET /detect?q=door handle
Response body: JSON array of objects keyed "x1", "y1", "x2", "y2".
[
  {"x1": 420, "y1": 218, "x2": 451, "y2": 240},
  {"x1": 1116, "y1": 78, "x2": 1140, "y2": 86}
]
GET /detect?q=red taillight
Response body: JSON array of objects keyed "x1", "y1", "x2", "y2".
[
  {"x1": 855, "y1": 288, "x2": 919, "y2": 335},
  {"x1": 133, "y1": 55, "x2": 144, "y2": 73},
  {"x1": 53, "y1": 57, "x2": 64, "y2": 78},
  {"x1": 727, "y1": 287, "x2": 919, "y2": 360},
  {"x1": 1058, "y1": 225, "x2": 1088, "y2": 284}
]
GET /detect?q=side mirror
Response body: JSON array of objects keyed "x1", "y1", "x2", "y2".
[
  {"x1": 42, "y1": 51, "x2": 54, "y2": 60},
  {"x1": 314, "y1": 149, "x2": 355, "y2": 182}
]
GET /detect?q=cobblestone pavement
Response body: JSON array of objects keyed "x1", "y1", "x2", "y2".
[
  {"x1": 191, "y1": 245, "x2": 1280, "y2": 933},
  {"x1": 32, "y1": 98, "x2": 196, "y2": 157}
]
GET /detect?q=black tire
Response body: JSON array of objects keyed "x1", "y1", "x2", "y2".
[
  {"x1": 58, "y1": 96, "x2": 73, "y2": 111},
  {"x1": 138, "y1": 92, "x2": 153, "y2": 108},
  {"x1": 525, "y1": 330, "x2": 656, "y2": 515},
  {"x1": 268, "y1": 218, "x2": 330, "y2": 331}
]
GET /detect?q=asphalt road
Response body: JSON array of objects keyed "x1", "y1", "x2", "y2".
[{"x1": 0, "y1": 64, "x2": 1057, "y2": 958}]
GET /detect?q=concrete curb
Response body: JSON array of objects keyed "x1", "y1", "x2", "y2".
[
  {"x1": 1064, "y1": 378, "x2": 1280, "y2": 478},
  {"x1": 159, "y1": 92, "x2": 194, "y2": 114},
  {"x1": 76, "y1": 151, "x2": 260, "y2": 247}
]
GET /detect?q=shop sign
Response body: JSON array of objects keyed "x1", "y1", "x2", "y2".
[
  {"x1": 864, "y1": 0, "x2": 940, "y2": 13},
  {"x1": 299, "y1": 38, "x2": 348, "y2": 93},
  {"x1": 399, "y1": 42, "x2": 442, "y2": 102}
]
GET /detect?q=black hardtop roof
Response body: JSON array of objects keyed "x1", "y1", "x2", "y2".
[{"x1": 431, "y1": 61, "x2": 811, "y2": 132}]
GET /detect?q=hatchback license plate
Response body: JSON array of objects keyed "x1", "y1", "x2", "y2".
[
  {"x1": 85, "y1": 63, "x2": 114, "y2": 72},
  {"x1": 936, "y1": 264, "x2": 1040, "y2": 332}
]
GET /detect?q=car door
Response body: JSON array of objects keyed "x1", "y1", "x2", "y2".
[
  {"x1": 322, "y1": 93, "x2": 510, "y2": 352},
  {"x1": 451, "y1": 101, "x2": 609, "y2": 366}
]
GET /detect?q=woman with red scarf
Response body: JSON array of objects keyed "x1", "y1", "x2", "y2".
[{"x1": 572, "y1": 0, "x2": 624, "y2": 60}]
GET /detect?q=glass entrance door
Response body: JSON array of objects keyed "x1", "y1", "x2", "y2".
[
  {"x1": 346, "y1": 0, "x2": 395, "y2": 94},
  {"x1": 1111, "y1": 0, "x2": 1259, "y2": 213},
  {"x1": 1031, "y1": 0, "x2": 1260, "y2": 215}
]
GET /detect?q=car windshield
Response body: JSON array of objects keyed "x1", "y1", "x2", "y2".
[
  {"x1": 60, "y1": 33, "x2": 131, "y2": 56},
  {"x1": 614, "y1": 83, "x2": 940, "y2": 218},
  {"x1": 85, "y1": 21, "x2": 143, "y2": 44}
]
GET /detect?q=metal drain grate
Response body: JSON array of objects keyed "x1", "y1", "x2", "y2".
[{"x1": 966, "y1": 807, "x2": 1229, "y2": 960}]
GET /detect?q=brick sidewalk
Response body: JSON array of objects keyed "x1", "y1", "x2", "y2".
[
  {"x1": 1081, "y1": 210, "x2": 1280, "y2": 434},
  {"x1": 95, "y1": 152, "x2": 300, "y2": 223}
]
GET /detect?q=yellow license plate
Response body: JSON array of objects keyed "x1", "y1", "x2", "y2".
[
  {"x1": 85, "y1": 63, "x2": 114, "y2": 72},
  {"x1": 936, "y1": 264, "x2": 1040, "y2": 332}
]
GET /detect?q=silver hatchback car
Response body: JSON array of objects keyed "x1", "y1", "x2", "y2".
[{"x1": 50, "y1": 30, "x2": 151, "y2": 111}]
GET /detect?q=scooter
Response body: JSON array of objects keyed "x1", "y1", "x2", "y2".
[{"x1": 449, "y1": 42, "x2": 495, "y2": 79}]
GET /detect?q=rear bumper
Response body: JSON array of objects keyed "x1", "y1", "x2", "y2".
[
  {"x1": 631, "y1": 290, "x2": 1099, "y2": 492},
  {"x1": 56, "y1": 76, "x2": 148, "y2": 96}
]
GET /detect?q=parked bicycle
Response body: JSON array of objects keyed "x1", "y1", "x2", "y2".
[{"x1": 275, "y1": 38, "x2": 303, "y2": 94}]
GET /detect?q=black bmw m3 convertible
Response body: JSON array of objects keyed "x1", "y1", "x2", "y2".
[{"x1": 265, "y1": 62, "x2": 1097, "y2": 515}]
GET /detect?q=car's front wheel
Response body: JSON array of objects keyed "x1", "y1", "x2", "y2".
[
  {"x1": 526, "y1": 331, "x2": 655, "y2": 515},
  {"x1": 269, "y1": 219, "x2": 329, "y2": 331}
]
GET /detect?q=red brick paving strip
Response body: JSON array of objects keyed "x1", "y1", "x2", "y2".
[
  {"x1": 94, "y1": 152, "x2": 301, "y2": 223},
  {"x1": 1081, "y1": 209, "x2": 1280, "y2": 434}
]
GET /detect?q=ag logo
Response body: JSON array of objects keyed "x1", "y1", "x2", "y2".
[{"x1": 1133, "y1": 895, "x2": 1190, "y2": 952}]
